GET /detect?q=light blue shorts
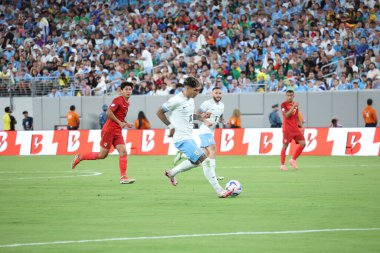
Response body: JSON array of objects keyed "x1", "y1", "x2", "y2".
[
  {"x1": 174, "y1": 139, "x2": 204, "y2": 163},
  {"x1": 199, "y1": 133, "x2": 216, "y2": 148}
]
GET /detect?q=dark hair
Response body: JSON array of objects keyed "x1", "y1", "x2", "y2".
[
  {"x1": 120, "y1": 82, "x2": 133, "y2": 90},
  {"x1": 286, "y1": 89, "x2": 294, "y2": 94},
  {"x1": 184, "y1": 76, "x2": 200, "y2": 88},
  {"x1": 212, "y1": 86, "x2": 221, "y2": 91},
  {"x1": 70, "y1": 105, "x2": 75, "y2": 111},
  {"x1": 5, "y1": 106, "x2": 10, "y2": 113},
  {"x1": 23, "y1": 111, "x2": 28, "y2": 114},
  {"x1": 367, "y1": 98, "x2": 373, "y2": 105},
  {"x1": 137, "y1": 110, "x2": 149, "y2": 129}
]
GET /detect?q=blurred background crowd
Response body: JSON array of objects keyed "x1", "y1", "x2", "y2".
[{"x1": 0, "y1": 0, "x2": 379, "y2": 97}]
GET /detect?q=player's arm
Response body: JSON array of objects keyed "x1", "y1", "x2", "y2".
[
  {"x1": 156, "y1": 107, "x2": 175, "y2": 137},
  {"x1": 106, "y1": 108, "x2": 126, "y2": 128},
  {"x1": 193, "y1": 112, "x2": 211, "y2": 121},
  {"x1": 156, "y1": 107, "x2": 171, "y2": 126},
  {"x1": 196, "y1": 108, "x2": 212, "y2": 127},
  {"x1": 219, "y1": 114, "x2": 226, "y2": 125},
  {"x1": 283, "y1": 102, "x2": 298, "y2": 118}
]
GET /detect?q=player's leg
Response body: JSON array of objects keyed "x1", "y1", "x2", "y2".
[
  {"x1": 115, "y1": 135, "x2": 135, "y2": 184},
  {"x1": 165, "y1": 140, "x2": 201, "y2": 186},
  {"x1": 207, "y1": 144, "x2": 224, "y2": 181},
  {"x1": 200, "y1": 133, "x2": 224, "y2": 181},
  {"x1": 280, "y1": 143, "x2": 289, "y2": 171},
  {"x1": 71, "y1": 132, "x2": 112, "y2": 169},
  {"x1": 289, "y1": 134, "x2": 306, "y2": 169},
  {"x1": 197, "y1": 145, "x2": 232, "y2": 197}
]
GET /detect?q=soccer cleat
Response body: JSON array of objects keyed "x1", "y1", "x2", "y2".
[
  {"x1": 120, "y1": 176, "x2": 135, "y2": 184},
  {"x1": 164, "y1": 170, "x2": 178, "y2": 186},
  {"x1": 173, "y1": 151, "x2": 183, "y2": 165},
  {"x1": 218, "y1": 189, "x2": 234, "y2": 198},
  {"x1": 216, "y1": 175, "x2": 225, "y2": 181},
  {"x1": 280, "y1": 165, "x2": 288, "y2": 171},
  {"x1": 289, "y1": 159, "x2": 298, "y2": 170},
  {"x1": 72, "y1": 154, "x2": 81, "y2": 169}
]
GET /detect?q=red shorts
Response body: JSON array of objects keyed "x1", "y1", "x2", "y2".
[
  {"x1": 100, "y1": 130, "x2": 125, "y2": 149},
  {"x1": 283, "y1": 131, "x2": 305, "y2": 145}
]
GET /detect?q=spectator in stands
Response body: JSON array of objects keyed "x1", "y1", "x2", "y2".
[
  {"x1": 67, "y1": 105, "x2": 80, "y2": 130},
  {"x1": 367, "y1": 63, "x2": 380, "y2": 80},
  {"x1": 48, "y1": 87, "x2": 62, "y2": 98},
  {"x1": 134, "y1": 111, "x2": 151, "y2": 129},
  {"x1": 22, "y1": 111, "x2": 33, "y2": 130}
]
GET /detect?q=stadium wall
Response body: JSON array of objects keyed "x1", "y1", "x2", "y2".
[
  {"x1": 0, "y1": 128, "x2": 379, "y2": 156},
  {"x1": 0, "y1": 91, "x2": 380, "y2": 131}
]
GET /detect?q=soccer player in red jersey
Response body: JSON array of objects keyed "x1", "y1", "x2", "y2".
[
  {"x1": 71, "y1": 82, "x2": 135, "y2": 184},
  {"x1": 280, "y1": 90, "x2": 306, "y2": 171}
]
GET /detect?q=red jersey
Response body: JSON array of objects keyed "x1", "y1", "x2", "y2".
[
  {"x1": 102, "y1": 96, "x2": 129, "y2": 132},
  {"x1": 281, "y1": 100, "x2": 301, "y2": 133}
]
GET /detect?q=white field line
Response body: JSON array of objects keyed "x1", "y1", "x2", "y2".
[
  {"x1": 217, "y1": 164, "x2": 380, "y2": 169},
  {"x1": 0, "y1": 228, "x2": 379, "y2": 248},
  {"x1": 0, "y1": 171, "x2": 102, "y2": 180}
]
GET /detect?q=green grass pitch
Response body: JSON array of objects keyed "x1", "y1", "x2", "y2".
[{"x1": 0, "y1": 155, "x2": 379, "y2": 253}]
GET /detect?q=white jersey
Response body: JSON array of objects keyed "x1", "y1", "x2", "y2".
[
  {"x1": 162, "y1": 92, "x2": 195, "y2": 142},
  {"x1": 199, "y1": 99, "x2": 224, "y2": 134}
]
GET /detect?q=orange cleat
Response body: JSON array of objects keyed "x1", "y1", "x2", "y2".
[
  {"x1": 72, "y1": 154, "x2": 81, "y2": 169},
  {"x1": 289, "y1": 159, "x2": 298, "y2": 170},
  {"x1": 280, "y1": 165, "x2": 288, "y2": 171}
]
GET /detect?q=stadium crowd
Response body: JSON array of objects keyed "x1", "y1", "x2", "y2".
[{"x1": 0, "y1": 0, "x2": 379, "y2": 97}]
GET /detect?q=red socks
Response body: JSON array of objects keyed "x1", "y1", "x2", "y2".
[
  {"x1": 119, "y1": 155, "x2": 127, "y2": 177},
  {"x1": 293, "y1": 146, "x2": 305, "y2": 160},
  {"x1": 80, "y1": 152, "x2": 99, "y2": 160},
  {"x1": 281, "y1": 149, "x2": 286, "y2": 165}
]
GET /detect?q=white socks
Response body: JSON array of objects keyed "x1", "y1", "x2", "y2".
[
  {"x1": 202, "y1": 158, "x2": 222, "y2": 192},
  {"x1": 170, "y1": 160, "x2": 197, "y2": 177}
]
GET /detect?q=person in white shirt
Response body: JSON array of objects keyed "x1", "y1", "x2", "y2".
[
  {"x1": 198, "y1": 87, "x2": 226, "y2": 180},
  {"x1": 140, "y1": 44, "x2": 153, "y2": 74},
  {"x1": 367, "y1": 63, "x2": 380, "y2": 80},
  {"x1": 157, "y1": 77, "x2": 233, "y2": 198}
]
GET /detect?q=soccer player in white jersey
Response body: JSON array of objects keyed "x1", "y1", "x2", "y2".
[
  {"x1": 156, "y1": 76, "x2": 233, "y2": 198},
  {"x1": 198, "y1": 86, "x2": 226, "y2": 180}
]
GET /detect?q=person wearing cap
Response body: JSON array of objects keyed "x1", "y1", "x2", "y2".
[
  {"x1": 3, "y1": 44, "x2": 15, "y2": 61},
  {"x1": 157, "y1": 77, "x2": 233, "y2": 198},
  {"x1": 215, "y1": 31, "x2": 231, "y2": 54},
  {"x1": 269, "y1": 104, "x2": 282, "y2": 128},
  {"x1": 98, "y1": 104, "x2": 108, "y2": 129}
]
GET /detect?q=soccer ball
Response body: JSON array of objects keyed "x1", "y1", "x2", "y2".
[{"x1": 225, "y1": 180, "x2": 242, "y2": 197}]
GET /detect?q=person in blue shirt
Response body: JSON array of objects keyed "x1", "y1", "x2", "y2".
[
  {"x1": 99, "y1": 104, "x2": 108, "y2": 129},
  {"x1": 215, "y1": 32, "x2": 231, "y2": 54},
  {"x1": 22, "y1": 111, "x2": 33, "y2": 130}
]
